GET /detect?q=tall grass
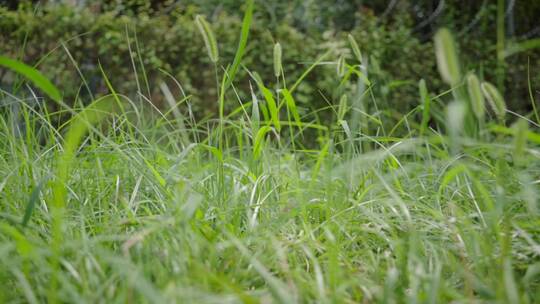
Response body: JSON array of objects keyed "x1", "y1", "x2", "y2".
[{"x1": 0, "y1": 5, "x2": 539, "y2": 304}]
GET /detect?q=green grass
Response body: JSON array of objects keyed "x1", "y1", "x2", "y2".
[{"x1": 0, "y1": 18, "x2": 539, "y2": 304}]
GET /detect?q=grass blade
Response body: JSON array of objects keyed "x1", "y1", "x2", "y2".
[
  {"x1": 281, "y1": 88, "x2": 302, "y2": 132},
  {"x1": 253, "y1": 126, "x2": 273, "y2": 159},
  {"x1": 0, "y1": 55, "x2": 61, "y2": 101},
  {"x1": 225, "y1": 0, "x2": 254, "y2": 87},
  {"x1": 255, "y1": 82, "x2": 281, "y2": 131},
  {"x1": 22, "y1": 179, "x2": 47, "y2": 227}
]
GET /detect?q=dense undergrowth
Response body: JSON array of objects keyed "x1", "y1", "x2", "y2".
[{"x1": 1, "y1": 1, "x2": 540, "y2": 303}]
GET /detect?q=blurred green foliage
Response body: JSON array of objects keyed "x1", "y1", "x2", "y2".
[{"x1": 0, "y1": 0, "x2": 538, "y2": 118}]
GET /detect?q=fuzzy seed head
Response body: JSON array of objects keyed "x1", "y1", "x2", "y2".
[
  {"x1": 338, "y1": 94, "x2": 348, "y2": 121},
  {"x1": 466, "y1": 74, "x2": 485, "y2": 120},
  {"x1": 434, "y1": 28, "x2": 461, "y2": 86},
  {"x1": 336, "y1": 55, "x2": 346, "y2": 78},
  {"x1": 273, "y1": 42, "x2": 282, "y2": 78},
  {"x1": 347, "y1": 34, "x2": 362, "y2": 63},
  {"x1": 195, "y1": 15, "x2": 219, "y2": 63},
  {"x1": 481, "y1": 81, "x2": 506, "y2": 121}
]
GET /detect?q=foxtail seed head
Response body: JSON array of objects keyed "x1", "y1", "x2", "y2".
[
  {"x1": 195, "y1": 15, "x2": 219, "y2": 63},
  {"x1": 434, "y1": 28, "x2": 461, "y2": 86},
  {"x1": 273, "y1": 42, "x2": 282, "y2": 78},
  {"x1": 336, "y1": 55, "x2": 346, "y2": 77},
  {"x1": 347, "y1": 34, "x2": 362, "y2": 64},
  {"x1": 466, "y1": 74, "x2": 485, "y2": 120},
  {"x1": 481, "y1": 81, "x2": 507, "y2": 121},
  {"x1": 338, "y1": 94, "x2": 348, "y2": 121}
]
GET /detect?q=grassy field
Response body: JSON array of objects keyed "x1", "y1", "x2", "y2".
[{"x1": 1, "y1": 6, "x2": 540, "y2": 303}]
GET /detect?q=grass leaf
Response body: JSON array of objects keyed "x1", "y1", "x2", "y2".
[
  {"x1": 0, "y1": 56, "x2": 61, "y2": 101},
  {"x1": 225, "y1": 0, "x2": 254, "y2": 87},
  {"x1": 22, "y1": 179, "x2": 47, "y2": 227},
  {"x1": 280, "y1": 88, "x2": 302, "y2": 132},
  {"x1": 253, "y1": 126, "x2": 273, "y2": 159}
]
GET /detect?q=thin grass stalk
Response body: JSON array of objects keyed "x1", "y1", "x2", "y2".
[{"x1": 496, "y1": 0, "x2": 506, "y2": 92}]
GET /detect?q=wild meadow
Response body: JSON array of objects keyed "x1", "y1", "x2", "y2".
[{"x1": 1, "y1": 1, "x2": 539, "y2": 303}]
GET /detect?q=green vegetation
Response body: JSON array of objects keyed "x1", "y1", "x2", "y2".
[{"x1": 1, "y1": 1, "x2": 540, "y2": 303}]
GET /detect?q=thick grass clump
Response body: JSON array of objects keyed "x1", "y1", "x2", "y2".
[{"x1": 0, "y1": 8, "x2": 539, "y2": 304}]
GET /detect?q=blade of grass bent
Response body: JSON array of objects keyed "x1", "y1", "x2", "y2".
[
  {"x1": 281, "y1": 88, "x2": 302, "y2": 135},
  {"x1": 0, "y1": 56, "x2": 61, "y2": 102}
]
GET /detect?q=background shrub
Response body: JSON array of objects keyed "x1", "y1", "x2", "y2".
[{"x1": 1, "y1": 0, "x2": 538, "y2": 121}]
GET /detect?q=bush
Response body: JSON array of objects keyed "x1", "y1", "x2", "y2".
[
  {"x1": 0, "y1": 5, "x2": 326, "y2": 118},
  {"x1": 0, "y1": 1, "x2": 538, "y2": 121}
]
